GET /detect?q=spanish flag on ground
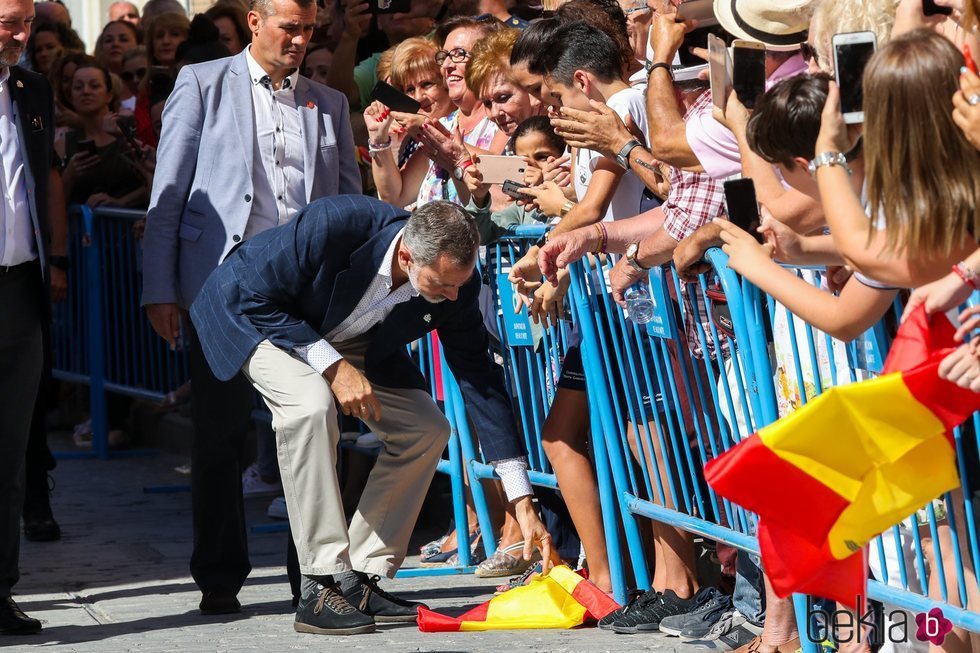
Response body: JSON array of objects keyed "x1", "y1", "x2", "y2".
[
  {"x1": 417, "y1": 565, "x2": 619, "y2": 632},
  {"x1": 704, "y1": 306, "x2": 980, "y2": 609}
]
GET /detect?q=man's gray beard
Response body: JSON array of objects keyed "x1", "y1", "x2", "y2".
[
  {"x1": 409, "y1": 264, "x2": 446, "y2": 304},
  {"x1": 0, "y1": 48, "x2": 22, "y2": 67}
]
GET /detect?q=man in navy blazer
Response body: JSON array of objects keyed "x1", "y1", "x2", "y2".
[
  {"x1": 141, "y1": 0, "x2": 360, "y2": 615},
  {"x1": 191, "y1": 195, "x2": 552, "y2": 635}
]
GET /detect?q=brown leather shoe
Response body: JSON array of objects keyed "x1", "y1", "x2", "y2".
[{"x1": 0, "y1": 597, "x2": 41, "y2": 635}]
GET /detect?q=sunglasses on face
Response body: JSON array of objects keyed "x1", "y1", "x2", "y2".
[
  {"x1": 121, "y1": 67, "x2": 147, "y2": 83},
  {"x1": 435, "y1": 48, "x2": 469, "y2": 65}
]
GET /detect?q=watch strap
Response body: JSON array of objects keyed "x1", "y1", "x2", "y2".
[{"x1": 808, "y1": 151, "x2": 850, "y2": 176}]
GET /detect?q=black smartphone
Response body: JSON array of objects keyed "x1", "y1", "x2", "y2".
[
  {"x1": 370, "y1": 80, "x2": 421, "y2": 114},
  {"x1": 76, "y1": 139, "x2": 98, "y2": 157},
  {"x1": 368, "y1": 0, "x2": 410, "y2": 14},
  {"x1": 723, "y1": 178, "x2": 763, "y2": 243},
  {"x1": 115, "y1": 115, "x2": 143, "y2": 160},
  {"x1": 502, "y1": 179, "x2": 533, "y2": 202},
  {"x1": 832, "y1": 32, "x2": 876, "y2": 124},
  {"x1": 731, "y1": 40, "x2": 766, "y2": 109},
  {"x1": 922, "y1": 0, "x2": 953, "y2": 16}
]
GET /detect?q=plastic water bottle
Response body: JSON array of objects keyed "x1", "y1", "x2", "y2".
[{"x1": 624, "y1": 283, "x2": 655, "y2": 324}]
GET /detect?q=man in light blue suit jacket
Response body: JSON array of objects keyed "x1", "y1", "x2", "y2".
[{"x1": 140, "y1": 0, "x2": 360, "y2": 616}]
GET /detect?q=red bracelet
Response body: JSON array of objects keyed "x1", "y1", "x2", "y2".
[
  {"x1": 953, "y1": 262, "x2": 980, "y2": 289},
  {"x1": 598, "y1": 222, "x2": 609, "y2": 254}
]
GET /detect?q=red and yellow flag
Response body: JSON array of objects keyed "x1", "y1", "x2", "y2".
[
  {"x1": 417, "y1": 565, "x2": 619, "y2": 632},
  {"x1": 704, "y1": 307, "x2": 980, "y2": 609}
]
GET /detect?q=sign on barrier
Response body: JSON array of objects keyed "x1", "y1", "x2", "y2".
[
  {"x1": 644, "y1": 267, "x2": 677, "y2": 340},
  {"x1": 496, "y1": 272, "x2": 534, "y2": 347},
  {"x1": 846, "y1": 324, "x2": 886, "y2": 374}
]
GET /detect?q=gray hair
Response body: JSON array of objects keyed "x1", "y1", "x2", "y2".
[
  {"x1": 250, "y1": 0, "x2": 316, "y2": 18},
  {"x1": 403, "y1": 201, "x2": 480, "y2": 268}
]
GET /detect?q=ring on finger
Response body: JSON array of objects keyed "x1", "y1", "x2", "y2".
[{"x1": 970, "y1": 93, "x2": 980, "y2": 106}]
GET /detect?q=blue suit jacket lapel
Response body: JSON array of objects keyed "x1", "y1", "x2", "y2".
[
  {"x1": 293, "y1": 77, "x2": 319, "y2": 202},
  {"x1": 321, "y1": 222, "x2": 406, "y2": 334},
  {"x1": 228, "y1": 53, "x2": 255, "y2": 182}
]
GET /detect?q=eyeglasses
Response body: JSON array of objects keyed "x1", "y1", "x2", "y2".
[
  {"x1": 435, "y1": 48, "x2": 469, "y2": 65},
  {"x1": 800, "y1": 42, "x2": 819, "y2": 66},
  {"x1": 120, "y1": 67, "x2": 147, "y2": 83}
]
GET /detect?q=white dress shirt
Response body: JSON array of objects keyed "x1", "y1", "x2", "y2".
[
  {"x1": 294, "y1": 228, "x2": 417, "y2": 375},
  {"x1": 294, "y1": 229, "x2": 534, "y2": 501},
  {"x1": 244, "y1": 47, "x2": 306, "y2": 239},
  {"x1": 0, "y1": 67, "x2": 35, "y2": 267}
]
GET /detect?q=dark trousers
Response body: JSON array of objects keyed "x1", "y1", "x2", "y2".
[
  {"x1": 24, "y1": 322, "x2": 55, "y2": 522},
  {"x1": 186, "y1": 321, "x2": 255, "y2": 595},
  {"x1": 0, "y1": 262, "x2": 44, "y2": 597}
]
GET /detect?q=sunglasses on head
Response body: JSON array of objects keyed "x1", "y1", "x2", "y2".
[
  {"x1": 800, "y1": 42, "x2": 819, "y2": 65},
  {"x1": 435, "y1": 48, "x2": 469, "y2": 65},
  {"x1": 121, "y1": 67, "x2": 147, "y2": 83}
]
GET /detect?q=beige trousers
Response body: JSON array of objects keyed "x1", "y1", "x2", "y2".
[{"x1": 243, "y1": 338, "x2": 451, "y2": 579}]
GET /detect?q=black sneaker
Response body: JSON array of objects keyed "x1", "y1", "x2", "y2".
[
  {"x1": 687, "y1": 613, "x2": 763, "y2": 650},
  {"x1": 611, "y1": 589, "x2": 698, "y2": 634},
  {"x1": 659, "y1": 586, "x2": 732, "y2": 637},
  {"x1": 598, "y1": 589, "x2": 650, "y2": 630},
  {"x1": 294, "y1": 581, "x2": 376, "y2": 635},
  {"x1": 342, "y1": 572, "x2": 426, "y2": 623}
]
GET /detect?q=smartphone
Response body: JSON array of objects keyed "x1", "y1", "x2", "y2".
[
  {"x1": 502, "y1": 179, "x2": 533, "y2": 201},
  {"x1": 368, "y1": 0, "x2": 410, "y2": 14},
  {"x1": 476, "y1": 155, "x2": 527, "y2": 185},
  {"x1": 115, "y1": 115, "x2": 143, "y2": 160},
  {"x1": 922, "y1": 0, "x2": 953, "y2": 16},
  {"x1": 832, "y1": 31, "x2": 877, "y2": 125},
  {"x1": 708, "y1": 33, "x2": 733, "y2": 111},
  {"x1": 370, "y1": 80, "x2": 421, "y2": 114},
  {"x1": 731, "y1": 40, "x2": 766, "y2": 109},
  {"x1": 76, "y1": 139, "x2": 98, "y2": 157},
  {"x1": 723, "y1": 178, "x2": 763, "y2": 243}
]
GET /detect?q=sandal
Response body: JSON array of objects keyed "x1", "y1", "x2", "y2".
[
  {"x1": 494, "y1": 560, "x2": 543, "y2": 594},
  {"x1": 474, "y1": 541, "x2": 539, "y2": 578},
  {"x1": 420, "y1": 529, "x2": 481, "y2": 567}
]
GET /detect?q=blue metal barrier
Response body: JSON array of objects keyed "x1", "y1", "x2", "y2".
[
  {"x1": 567, "y1": 249, "x2": 776, "y2": 605},
  {"x1": 52, "y1": 205, "x2": 188, "y2": 459},
  {"x1": 52, "y1": 203, "x2": 980, "y2": 643},
  {"x1": 749, "y1": 269, "x2": 980, "y2": 638}
]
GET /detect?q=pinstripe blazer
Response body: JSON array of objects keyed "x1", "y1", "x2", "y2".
[{"x1": 189, "y1": 195, "x2": 525, "y2": 462}]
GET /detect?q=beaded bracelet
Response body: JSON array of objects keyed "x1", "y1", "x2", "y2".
[
  {"x1": 368, "y1": 139, "x2": 392, "y2": 153},
  {"x1": 952, "y1": 261, "x2": 980, "y2": 289}
]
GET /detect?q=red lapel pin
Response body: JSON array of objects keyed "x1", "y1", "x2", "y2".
[{"x1": 306, "y1": 100, "x2": 315, "y2": 109}]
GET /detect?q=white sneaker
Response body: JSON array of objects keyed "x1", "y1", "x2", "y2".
[
  {"x1": 242, "y1": 463, "x2": 281, "y2": 498},
  {"x1": 267, "y1": 496, "x2": 288, "y2": 520}
]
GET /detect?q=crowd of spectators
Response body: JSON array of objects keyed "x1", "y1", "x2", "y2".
[{"x1": 18, "y1": 0, "x2": 980, "y2": 649}]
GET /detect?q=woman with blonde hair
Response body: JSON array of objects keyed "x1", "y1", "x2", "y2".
[
  {"x1": 817, "y1": 29, "x2": 979, "y2": 286},
  {"x1": 366, "y1": 36, "x2": 456, "y2": 208},
  {"x1": 464, "y1": 28, "x2": 541, "y2": 137}
]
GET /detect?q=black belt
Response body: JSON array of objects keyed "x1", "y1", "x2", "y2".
[{"x1": 0, "y1": 259, "x2": 39, "y2": 276}]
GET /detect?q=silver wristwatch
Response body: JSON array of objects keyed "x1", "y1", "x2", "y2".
[
  {"x1": 625, "y1": 242, "x2": 648, "y2": 272},
  {"x1": 807, "y1": 151, "x2": 851, "y2": 177},
  {"x1": 615, "y1": 139, "x2": 643, "y2": 170}
]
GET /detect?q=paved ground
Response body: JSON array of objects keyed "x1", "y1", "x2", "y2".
[{"x1": 9, "y1": 435, "x2": 682, "y2": 652}]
